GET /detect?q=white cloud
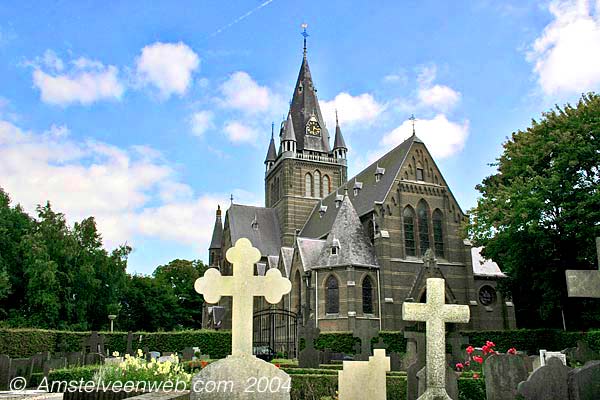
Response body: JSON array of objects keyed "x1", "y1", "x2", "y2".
[
  {"x1": 0, "y1": 118, "x2": 256, "y2": 252},
  {"x1": 223, "y1": 121, "x2": 258, "y2": 143},
  {"x1": 415, "y1": 65, "x2": 461, "y2": 111},
  {"x1": 136, "y1": 42, "x2": 200, "y2": 98},
  {"x1": 382, "y1": 114, "x2": 469, "y2": 159},
  {"x1": 32, "y1": 53, "x2": 124, "y2": 106},
  {"x1": 320, "y1": 92, "x2": 385, "y2": 128},
  {"x1": 190, "y1": 110, "x2": 215, "y2": 137},
  {"x1": 219, "y1": 71, "x2": 272, "y2": 113},
  {"x1": 528, "y1": 0, "x2": 600, "y2": 95}
]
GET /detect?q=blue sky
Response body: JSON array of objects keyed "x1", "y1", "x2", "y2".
[{"x1": 1, "y1": 0, "x2": 599, "y2": 274}]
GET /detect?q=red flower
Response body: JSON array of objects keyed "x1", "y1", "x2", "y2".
[
  {"x1": 465, "y1": 361, "x2": 471, "y2": 366},
  {"x1": 507, "y1": 347, "x2": 517, "y2": 355},
  {"x1": 473, "y1": 373, "x2": 480, "y2": 379},
  {"x1": 486, "y1": 341, "x2": 496, "y2": 348},
  {"x1": 482, "y1": 345, "x2": 490, "y2": 354},
  {"x1": 275, "y1": 363, "x2": 281, "y2": 369},
  {"x1": 466, "y1": 346, "x2": 475, "y2": 355},
  {"x1": 473, "y1": 355, "x2": 484, "y2": 364},
  {"x1": 200, "y1": 360, "x2": 209, "y2": 368},
  {"x1": 455, "y1": 363, "x2": 464, "y2": 370}
]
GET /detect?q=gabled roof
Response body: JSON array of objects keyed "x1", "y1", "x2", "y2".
[
  {"x1": 289, "y1": 55, "x2": 330, "y2": 153},
  {"x1": 471, "y1": 247, "x2": 507, "y2": 278},
  {"x1": 225, "y1": 204, "x2": 281, "y2": 257},
  {"x1": 296, "y1": 237, "x2": 327, "y2": 271},
  {"x1": 301, "y1": 135, "x2": 417, "y2": 238},
  {"x1": 279, "y1": 247, "x2": 294, "y2": 278},
  {"x1": 209, "y1": 206, "x2": 223, "y2": 250},
  {"x1": 315, "y1": 195, "x2": 378, "y2": 268}
]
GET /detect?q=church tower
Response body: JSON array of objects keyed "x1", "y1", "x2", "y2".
[{"x1": 264, "y1": 27, "x2": 348, "y2": 246}]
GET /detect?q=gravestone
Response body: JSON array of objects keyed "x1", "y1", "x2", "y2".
[
  {"x1": 483, "y1": 353, "x2": 528, "y2": 400},
  {"x1": 65, "y1": 351, "x2": 84, "y2": 367},
  {"x1": 567, "y1": 360, "x2": 600, "y2": 400},
  {"x1": 402, "y1": 278, "x2": 470, "y2": 400},
  {"x1": 338, "y1": 349, "x2": 390, "y2": 400},
  {"x1": 517, "y1": 357, "x2": 571, "y2": 400},
  {"x1": 82, "y1": 331, "x2": 105, "y2": 355},
  {"x1": 84, "y1": 352, "x2": 103, "y2": 366},
  {"x1": 540, "y1": 350, "x2": 567, "y2": 366},
  {"x1": 0, "y1": 354, "x2": 11, "y2": 390},
  {"x1": 31, "y1": 351, "x2": 50, "y2": 373},
  {"x1": 567, "y1": 340, "x2": 600, "y2": 365},
  {"x1": 158, "y1": 355, "x2": 176, "y2": 363},
  {"x1": 417, "y1": 365, "x2": 458, "y2": 400},
  {"x1": 565, "y1": 237, "x2": 600, "y2": 298},
  {"x1": 149, "y1": 351, "x2": 161, "y2": 360},
  {"x1": 298, "y1": 322, "x2": 320, "y2": 368},
  {"x1": 447, "y1": 332, "x2": 469, "y2": 364},
  {"x1": 126, "y1": 331, "x2": 142, "y2": 356},
  {"x1": 182, "y1": 347, "x2": 195, "y2": 361},
  {"x1": 320, "y1": 348, "x2": 333, "y2": 365},
  {"x1": 405, "y1": 332, "x2": 426, "y2": 400},
  {"x1": 352, "y1": 325, "x2": 377, "y2": 361},
  {"x1": 43, "y1": 357, "x2": 67, "y2": 376},
  {"x1": 191, "y1": 238, "x2": 292, "y2": 400},
  {"x1": 373, "y1": 337, "x2": 401, "y2": 371}
]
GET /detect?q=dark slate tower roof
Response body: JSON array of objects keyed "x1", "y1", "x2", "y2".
[
  {"x1": 333, "y1": 113, "x2": 347, "y2": 150},
  {"x1": 209, "y1": 205, "x2": 223, "y2": 250},
  {"x1": 225, "y1": 204, "x2": 282, "y2": 257},
  {"x1": 289, "y1": 53, "x2": 331, "y2": 153},
  {"x1": 265, "y1": 124, "x2": 277, "y2": 163},
  {"x1": 280, "y1": 112, "x2": 296, "y2": 142}
]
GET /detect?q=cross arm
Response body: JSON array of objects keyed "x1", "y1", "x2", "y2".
[
  {"x1": 252, "y1": 268, "x2": 291, "y2": 304},
  {"x1": 441, "y1": 304, "x2": 470, "y2": 323},
  {"x1": 402, "y1": 302, "x2": 429, "y2": 322},
  {"x1": 194, "y1": 268, "x2": 234, "y2": 304}
]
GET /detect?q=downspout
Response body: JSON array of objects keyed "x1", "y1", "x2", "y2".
[
  {"x1": 315, "y1": 270, "x2": 318, "y2": 328},
  {"x1": 377, "y1": 269, "x2": 382, "y2": 331}
]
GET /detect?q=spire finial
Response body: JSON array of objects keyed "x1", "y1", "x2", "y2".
[
  {"x1": 301, "y1": 23, "x2": 309, "y2": 57},
  {"x1": 409, "y1": 114, "x2": 417, "y2": 136},
  {"x1": 230, "y1": 194, "x2": 234, "y2": 205},
  {"x1": 271, "y1": 122, "x2": 274, "y2": 139},
  {"x1": 335, "y1": 109, "x2": 339, "y2": 126}
]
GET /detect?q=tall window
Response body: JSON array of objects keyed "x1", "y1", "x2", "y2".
[
  {"x1": 416, "y1": 161, "x2": 424, "y2": 181},
  {"x1": 433, "y1": 210, "x2": 445, "y2": 259},
  {"x1": 294, "y1": 271, "x2": 302, "y2": 313},
  {"x1": 418, "y1": 200, "x2": 430, "y2": 255},
  {"x1": 326, "y1": 275, "x2": 339, "y2": 314},
  {"x1": 403, "y1": 207, "x2": 416, "y2": 256},
  {"x1": 314, "y1": 170, "x2": 321, "y2": 198},
  {"x1": 323, "y1": 175, "x2": 331, "y2": 197},
  {"x1": 362, "y1": 276, "x2": 374, "y2": 314},
  {"x1": 305, "y1": 173, "x2": 313, "y2": 197}
]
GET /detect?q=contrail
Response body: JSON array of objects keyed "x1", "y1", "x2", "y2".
[{"x1": 209, "y1": 0, "x2": 276, "y2": 38}]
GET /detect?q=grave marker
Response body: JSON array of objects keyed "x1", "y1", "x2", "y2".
[
  {"x1": 565, "y1": 237, "x2": 600, "y2": 298},
  {"x1": 483, "y1": 353, "x2": 528, "y2": 400},
  {"x1": 298, "y1": 322, "x2": 320, "y2": 368},
  {"x1": 517, "y1": 357, "x2": 571, "y2": 400},
  {"x1": 338, "y1": 349, "x2": 390, "y2": 400},
  {"x1": 402, "y1": 278, "x2": 470, "y2": 400}
]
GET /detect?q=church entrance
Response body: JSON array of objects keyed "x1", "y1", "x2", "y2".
[{"x1": 253, "y1": 309, "x2": 298, "y2": 359}]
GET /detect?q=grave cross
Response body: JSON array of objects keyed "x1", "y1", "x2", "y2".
[
  {"x1": 565, "y1": 237, "x2": 600, "y2": 298},
  {"x1": 194, "y1": 238, "x2": 291, "y2": 356},
  {"x1": 403, "y1": 278, "x2": 470, "y2": 400}
]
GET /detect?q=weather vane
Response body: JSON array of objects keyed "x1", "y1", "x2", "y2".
[
  {"x1": 301, "y1": 23, "x2": 309, "y2": 55},
  {"x1": 409, "y1": 114, "x2": 417, "y2": 135}
]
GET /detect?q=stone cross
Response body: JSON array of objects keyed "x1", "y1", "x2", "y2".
[
  {"x1": 402, "y1": 278, "x2": 470, "y2": 400},
  {"x1": 565, "y1": 237, "x2": 600, "y2": 298},
  {"x1": 195, "y1": 238, "x2": 292, "y2": 356}
]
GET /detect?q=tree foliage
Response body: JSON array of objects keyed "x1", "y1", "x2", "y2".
[
  {"x1": 0, "y1": 187, "x2": 207, "y2": 331},
  {"x1": 467, "y1": 93, "x2": 600, "y2": 329}
]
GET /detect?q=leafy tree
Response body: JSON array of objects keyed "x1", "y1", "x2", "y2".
[{"x1": 467, "y1": 93, "x2": 600, "y2": 329}]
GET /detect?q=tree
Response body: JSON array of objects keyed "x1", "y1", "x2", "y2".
[{"x1": 467, "y1": 93, "x2": 600, "y2": 329}]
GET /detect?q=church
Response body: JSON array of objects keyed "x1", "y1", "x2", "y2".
[{"x1": 206, "y1": 35, "x2": 516, "y2": 334}]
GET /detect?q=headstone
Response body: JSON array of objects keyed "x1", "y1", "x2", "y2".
[
  {"x1": 191, "y1": 238, "x2": 292, "y2": 399},
  {"x1": 565, "y1": 237, "x2": 600, "y2": 298},
  {"x1": 182, "y1": 347, "x2": 196, "y2": 361},
  {"x1": 531, "y1": 355, "x2": 541, "y2": 372},
  {"x1": 447, "y1": 332, "x2": 469, "y2": 364},
  {"x1": 320, "y1": 348, "x2": 333, "y2": 365},
  {"x1": 9, "y1": 358, "x2": 33, "y2": 383},
  {"x1": 352, "y1": 325, "x2": 377, "y2": 361},
  {"x1": 338, "y1": 349, "x2": 390, "y2": 400},
  {"x1": 126, "y1": 331, "x2": 142, "y2": 356},
  {"x1": 517, "y1": 357, "x2": 571, "y2": 400},
  {"x1": 104, "y1": 357, "x2": 124, "y2": 366},
  {"x1": 0, "y1": 354, "x2": 10, "y2": 390},
  {"x1": 405, "y1": 332, "x2": 426, "y2": 400},
  {"x1": 31, "y1": 352, "x2": 50, "y2": 373},
  {"x1": 568, "y1": 340, "x2": 600, "y2": 364},
  {"x1": 298, "y1": 322, "x2": 320, "y2": 368},
  {"x1": 483, "y1": 353, "x2": 528, "y2": 400},
  {"x1": 540, "y1": 350, "x2": 567, "y2": 366},
  {"x1": 149, "y1": 351, "x2": 161, "y2": 360},
  {"x1": 417, "y1": 364, "x2": 458, "y2": 400},
  {"x1": 84, "y1": 352, "x2": 103, "y2": 366},
  {"x1": 158, "y1": 355, "x2": 176, "y2": 363},
  {"x1": 82, "y1": 331, "x2": 105, "y2": 355},
  {"x1": 65, "y1": 351, "x2": 84, "y2": 367},
  {"x1": 43, "y1": 357, "x2": 67, "y2": 376},
  {"x1": 389, "y1": 352, "x2": 402, "y2": 371},
  {"x1": 402, "y1": 278, "x2": 470, "y2": 400},
  {"x1": 567, "y1": 360, "x2": 600, "y2": 400}
]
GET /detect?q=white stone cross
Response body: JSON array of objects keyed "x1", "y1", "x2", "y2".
[
  {"x1": 194, "y1": 238, "x2": 292, "y2": 356},
  {"x1": 565, "y1": 237, "x2": 600, "y2": 298},
  {"x1": 402, "y1": 278, "x2": 470, "y2": 400},
  {"x1": 338, "y1": 349, "x2": 390, "y2": 400}
]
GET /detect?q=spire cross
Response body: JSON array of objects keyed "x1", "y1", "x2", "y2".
[
  {"x1": 230, "y1": 194, "x2": 234, "y2": 204},
  {"x1": 301, "y1": 23, "x2": 309, "y2": 56},
  {"x1": 271, "y1": 121, "x2": 275, "y2": 139},
  {"x1": 409, "y1": 114, "x2": 417, "y2": 135},
  {"x1": 195, "y1": 238, "x2": 292, "y2": 356},
  {"x1": 402, "y1": 278, "x2": 470, "y2": 398}
]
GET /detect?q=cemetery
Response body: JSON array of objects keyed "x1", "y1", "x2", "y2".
[{"x1": 1, "y1": 2, "x2": 600, "y2": 399}]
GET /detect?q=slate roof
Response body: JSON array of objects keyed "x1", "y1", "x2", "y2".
[
  {"x1": 281, "y1": 113, "x2": 296, "y2": 142},
  {"x1": 289, "y1": 55, "x2": 331, "y2": 153},
  {"x1": 267, "y1": 255, "x2": 279, "y2": 270},
  {"x1": 314, "y1": 195, "x2": 378, "y2": 268},
  {"x1": 296, "y1": 237, "x2": 327, "y2": 271},
  {"x1": 279, "y1": 247, "x2": 294, "y2": 278},
  {"x1": 226, "y1": 204, "x2": 282, "y2": 257},
  {"x1": 471, "y1": 247, "x2": 507, "y2": 277},
  {"x1": 209, "y1": 207, "x2": 223, "y2": 249},
  {"x1": 301, "y1": 135, "x2": 418, "y2": 238},
  {"x1": 265, "y1": 137, "x2": 277, "y2": 163},
  {"x1": 333, "y1": 121, "x2": 346, "y2": 149}
]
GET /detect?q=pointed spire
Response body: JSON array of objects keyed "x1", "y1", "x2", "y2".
[
  {"x1": 333, "y1": 110, "x2": 347, "y2": 150},
  {"x1": 209, "y1": 205, "x2": 223, "y2": 250},
  {"x1": 264, "y1": 131, "x2": 277, "y2": 164},
  {"x1": 281, "y1": 112, "x2": 296, "y2": 142}
]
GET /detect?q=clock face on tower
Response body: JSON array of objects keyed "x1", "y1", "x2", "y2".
[{"x1": 306, "y1": 117, "x2": 321, "y2": 136}]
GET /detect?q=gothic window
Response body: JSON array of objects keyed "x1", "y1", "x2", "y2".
[
  {"x1": 433, "y1": 209, "x2": 445, "y2": 259},
  {"x1": 362, "y1": 276, "x2": 374, "y2": 314},
  {"x1": 305, "y1": 173, "x2": 313, "y2": 197},
  {"x1": 416, "y1": 162, "x2": 424, "y2": 181},
  {"x1": 314, "y1": 170, "x2": 321, "y2": 198},
  {"x1": 323, "y1": 175, "x2": 331, "y2": 197},
  {"x1": 326, "y1": 275, "x2": 339, "y2": 314},
  {"x1": 403, "y1": 206, "x2": 416, "y2": 256},
  {"x1": 417, "y1": 200, "x2": 430, "y2": 255}
]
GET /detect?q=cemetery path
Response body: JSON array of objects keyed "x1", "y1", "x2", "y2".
[{"x1": 0, "y1": 392, "x2": 62, "y2": 400}]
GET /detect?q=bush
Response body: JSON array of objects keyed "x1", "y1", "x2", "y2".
[
  {"x1": 45, "y1": 366, "x2": 102, "y2": 391},
  {"x1": 458, "y1": 377, "x2": 486, "y2": 400}
]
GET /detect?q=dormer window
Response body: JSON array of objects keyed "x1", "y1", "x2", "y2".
[
  {"x1": 319, "y1": 204, "x2": 328, "y2": 218},
  {"x1": 353, "y1": 181, "x2": 363, "y2": 196},
  {"x1": 375, "y1": 165, "x2": 385, "y2": 183},
  {"x1": 331, "y1": 238, "x2": 340, "y2": 255},
  {"x1": 335, "y1": 194, "x2": 343, "y2": 208},
  {"x1": 251, "y1": 215, "x2": 259, "y2": 231}
]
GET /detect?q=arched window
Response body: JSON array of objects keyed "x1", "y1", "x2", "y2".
[
  {"x1": 326, "y1": 275, "x2": 339, "y2": 314},
  {"x1": 305, "y1": 173, "x2": 313, "y2": 197},
  {"x1": 362, "y1": 276, "x2": 374, "y2": 314},
  {"x1": 416, "y1": 161, "x2": 424, "y2": 181},
  {"x1": 417, "y1": 200, "x2": 430, "y2": 255},
  {"x1": 322, "y1": 175, "x2": 331, "y2": 197},
  {"x1": 403, "y1": 207, "x2": 416, "y2": 256},
  {"x1": 314, "y1": 170, "x2": 321, "y2": 198},
  {"x1": 433, "y1": 209, "x2": 445, "y2": 259}
]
